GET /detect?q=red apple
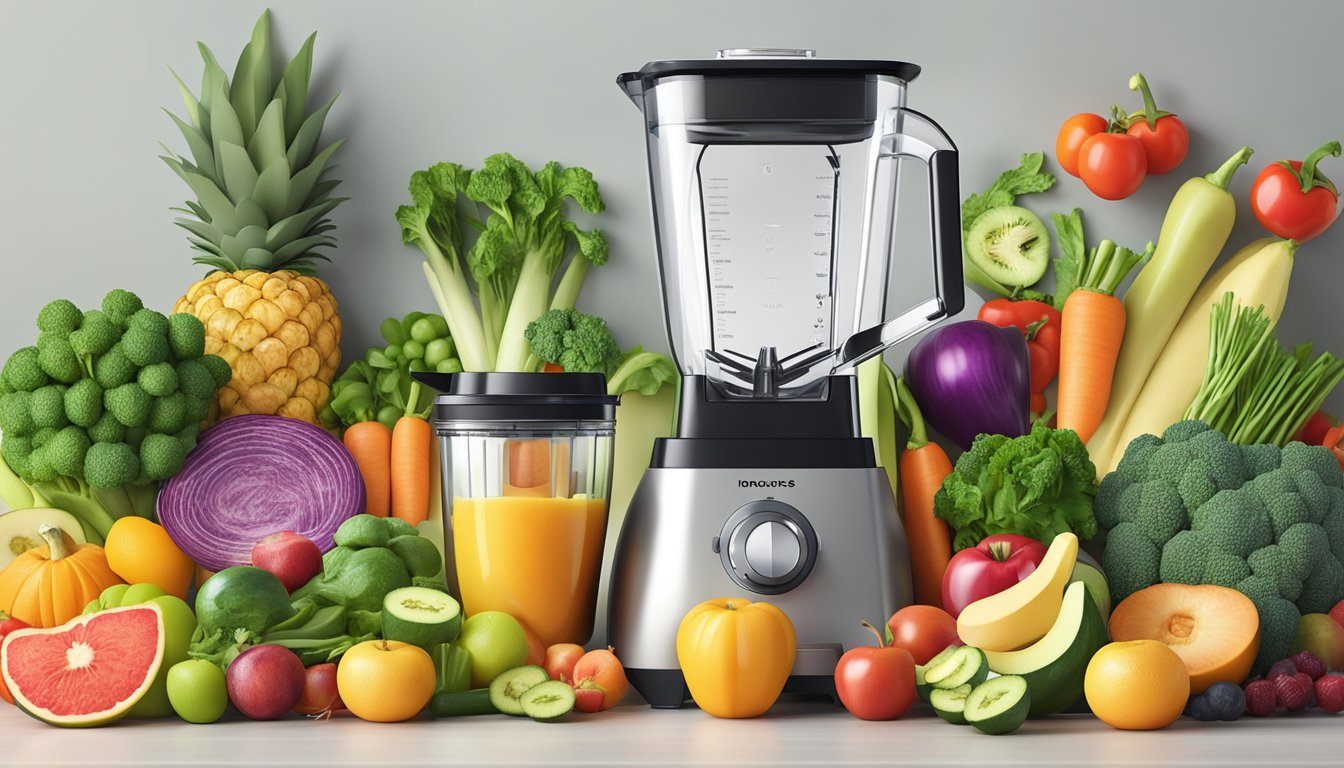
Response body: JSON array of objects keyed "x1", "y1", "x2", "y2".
[
  {"x1": 293, "y1": 662, "x2": 345, "y2": 719},
  {"x1": 227, "y1": 644, "x2": 306, "y2": 720},
  {"x1": 941, "y1": 533, "x2": 1047, "y2": 618},
  {"x1": 885, "y1": 605, "x2": 960, "y2": 665},
  {"x1": 835, "y1": 621, "x2": 916, "y2": 721},
  {"x1": 544, "y1": 643, "x2": 585, "y2": 683},
  {"x1": 251, "y1": 531, "x2": 324, "y2": 593},
  {"x1": 571, "y1": 647, "x2": 628, "y2": 712}
]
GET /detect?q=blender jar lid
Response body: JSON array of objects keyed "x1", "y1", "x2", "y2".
[
  {"x1": 618, "y1": 51, "x2": 921, "y2": 87},
  {"x1": 419, "y1": 372, "x2": 618, "y2": 424}
]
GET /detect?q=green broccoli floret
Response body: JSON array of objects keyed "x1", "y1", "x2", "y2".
[
  {"x1": 36, "y1": 299, "x2": 81, "y2": 336},
  {"x1": 121, "y1": 327, "x2": 170, "y2": 368},
  {"x1": 1190, "y1": 489, "x2": 1273, "y2": 558},
  {"x1": 2, "y1": 347, "x2": 49, "y2": 392},
  {"x1": 1110, "y1": 433, "x2": 1164, "y2": 483},
  {"x1": 87, "y1": 411, "x2": 126, "y2": 444},
  {"x1": 1323, "y1": 488, "x2": 1344, "y2": 562},
  {"x1": 139, "y1": 433, "x2": 188, "y2": 482},
  {"x1": 200, "y1": 355, "x2": 233, "y2": 388},
  {"x1": 1240, "y1": 443, "x2": 1282, "y2": 478},
  {"x1": 63, "y1": 379, "x2": 104, "y2": 428},
  {"x1": 1158, "y1": 530, "x2": 1208, "y2": 585},
  {"x1": 0, "y1": 392, "x2": 34, "y2": 437},
  {"x1": 29, "y1": 385, "x2": 69, "y2": 430},
  {"x1": 125, "y1": 425, "x2": 147, "y2": 450},
  {"x1": 1204, "y1": 549, "x2": 1251, "y2": 587},
  {"x1": 105, "y1": 383, "x2": 151, "y2": 428},
  {"x1": 45, "y1": 426, "x2": 91, "y2": 478},
  {"x1": 1277, "y1": 523, "x2": 1329, "y2": 582},
  {"x1": 1093, "y1": 473, "x2": 1133, "y2": 531},
  {"x1": 1264, "y1": 493, "x2": 1311, "y2": 539},
  {"x1": 1102, "y1": 522, "x2": 1162, "y2": 603},
  {"x1": 138, "y1": 363, "x2": 179, "y2": 398},
  {"x1": 1162, "y1": 419, "x2": 1214, "y2": 444},
  {"x1": 25, "y1": 446, "x2": 56, "y2": 483},
  {"x1": 1244, "y1": 591, "x2": 1300, "y2": 674},
  {"x1": 31, "y1": 427, "x2": 56, "y2": 449},
  {"x1": 1132, "y1": 482, "x2": 1188, "y2": 545},
  {"x1": 184, "y1": 395, "x2": 212, "y2": 426},
  {"x1": 147, "y1": 392, "x2": 188, "y2": 434},
  {"x1": 36, "y1": 334, "x2": 83, "y2": 384},
  {"x1": 94, "y1": 345, "x2": 136, "y2": 390},
  {"x1": 1292, "y1": 470, "x2": 1331, "y2": 525},
  {"x1": 167, "y1": 313, "x2": 206, "y2": 360},
  {"x1": 69, "y1": 311, "x2": 120, "y2": 359},
  {"x1": 177, "y1": 423, "x2": 200, "y2": 454},
  {"x1": 175, "y1": 360, "x2": 216, "y2": 400},
  {"x1": 523, "y1": 308, "x2": 622, "y2": 375},
  {"x1": 1300, "y1": 556, "x2": 1344, "y2": 615},
  {"x1": 126, "y1": 309, "x2": 169, "y2": 336},
  {"x1": 1282, "y1": 441, "x2": 1344, "y2": 488},
  {"x1": 1248, "y1": 545, "x2": 1303, "y2": 603},
  {"x1": 101, "y1": 289, "x2": 144, "y2": 326},
  {"x1": 1, "y1": 435, "x2": 32, "y2": 477},
  {"x1": 84, "y1": 442, "x2": 140, "y2": 489}
]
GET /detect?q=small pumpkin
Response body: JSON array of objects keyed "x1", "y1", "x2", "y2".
[{"x1": 0, "y1": 524, "x2": 124, "y2": 628}]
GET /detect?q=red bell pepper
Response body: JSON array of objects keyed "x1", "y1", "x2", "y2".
[
  {"x1": 1250, "y1": 141, "x2": 1341, "y2": 243},
  {"x1": 977, "y1": 298, "x2": 1061, "y2": 417},
  {"x1": 1324, "y1": 424, "x2": 1344, "y2": 472},
  {"x1": 1295, "y1": 409, "x2": 1335, "y2": 447}
]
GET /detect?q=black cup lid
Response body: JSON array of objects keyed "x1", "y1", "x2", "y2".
[
  {"x1": 416, "y1": 372, "x2": 618, "y2": 423},
  {"x1": 618, "y1": 55, "x2": 921, "y2": 88}
]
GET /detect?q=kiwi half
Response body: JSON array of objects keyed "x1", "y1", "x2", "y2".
[{"x1": 965, "y1": 206, "x2": 1050, "y2": 289}]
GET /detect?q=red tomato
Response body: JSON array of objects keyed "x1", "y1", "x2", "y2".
[
  {"x1": 1250, "y1": 153, "x2": 1340, "y2": 243},
  {"x1": 834, "y1": 628, "x2": 916, "y2": 722},
  {"x1": 1055, "y1": 113, "x2": 1107, "y2": 178},
  {"x1": 1127, "y1": 116, "x2": 1189, "y2": 175},
  {"x1": 884, "y1": 605, "x2": 960, "y2": 665},
  {"x1": 941, "y1": 534, "x2": 1048, "y2": 619},
  {"x1": 1078, "y1": 133, "x2": 1147, "y2": 200}
]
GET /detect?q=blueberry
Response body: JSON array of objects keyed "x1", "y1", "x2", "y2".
[
  {"x1": 1186, "y1": 692, "x2": 1219, "y2": 722},
  {"x1": 1203, "y1": 682, "x2": 1246, "y2": 721}
]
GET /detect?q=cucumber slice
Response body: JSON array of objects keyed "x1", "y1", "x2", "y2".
[
  {"x1": 916, "y1": 645, "x2": 962, "y2": 702},
  {"x1": 925, "y1": 646, "x2": 988, "y2": 690},
  {"x1": 930, "y1": 684, "x2": 973, "y2": 725},
  {"x1": 965, "y1": 675, "x2": 1031, "y2": 735},
  {"x1": 488, "y1": 665, "x2": 549, "y2": 716},
  {"x1": 429, "y1": 688, "x2": 498, "y2": 717},
  {"x1": 520, "y1": 680, "x2": 576, "y2": 722},
  {"x1": 381, "y1": 586, "x2": 462, "y2": 649}
]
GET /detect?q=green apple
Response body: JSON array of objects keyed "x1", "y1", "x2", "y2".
[
  {"x1": 166, "y1": 659, "x2": 228, "y2": 724},
  {"x1": 455, "y1": 611, "x2": 528, "y2": 687},
  {"x1": 1070, "y1": 550, "x2": 1111, "y2": 622}
]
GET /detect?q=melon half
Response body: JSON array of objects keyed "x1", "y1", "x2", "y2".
[
  {"x1": 1, "y1": 603, "x2": 165, "y2": 727},
  {"x1": 1108, "y1": 583, "x2": 1259, "y2": 693}
]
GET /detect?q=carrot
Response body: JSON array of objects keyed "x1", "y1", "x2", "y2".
[
  {"x1": 1053, "y1": 227, "x2": 1152, "y2": 445},
  {"x1": 391, "y1": 416, "x2": 432, "y2": 525},
  {"x1": 894, "y1": 377, "x2": 953, "y2": 607},
  {"x1": 345, "y1": 421, "x2": 393, "y2": 518}
]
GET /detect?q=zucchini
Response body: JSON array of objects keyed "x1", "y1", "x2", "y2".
[
  {"x1": 924, "y1": 645, "x2": 988, "y2": 690},
  {"x1": 930, "y1": 684, "x2": 972, "y2": 725},
  {"x1": 965, "y1": 675, "x2": 1031, "y2": 735},
  {"x1": 916, "y1": 645, "x2": 961, "y2": 702},
  {"x1": 429, "y1": 688, "x2": 498, "y2": 717},
  {"x1": 1086, "y1": 147, "x2": 1253, "y2": 471}
]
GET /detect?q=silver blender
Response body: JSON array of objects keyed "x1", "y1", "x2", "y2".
[{"x1": 607, "y1": 49, "x2": 963, "y2": 707}]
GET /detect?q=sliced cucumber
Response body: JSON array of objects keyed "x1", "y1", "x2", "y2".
[
  {"x1": 930, "y1": 684, "x2": 973, "y2": 725},
  {"x1": 429, "y1": 688, "x2": 498, "y2": 717},
  {"x1": 925, "y1": 646, "x2": 988, "y2": 690},
  {"x1": 520, "y1": 680, "x2": 576, "y2": 722},
  {"x1": 916, "y1": 645, "x2": 962, "y2": 702},
  {"x1": 965, "y1": 675, "x2": 1031, "y2": 735},
  {"x1": 381, "y1": 586, "x2": 462, "y2": 649},
  {"x1": 488, "y1": 665, "x2": 550, "y2": 716}
]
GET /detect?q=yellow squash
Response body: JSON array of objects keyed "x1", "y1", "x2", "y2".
[{"x1": 676, "y1": 597, "x2": 796, "y2": 718}]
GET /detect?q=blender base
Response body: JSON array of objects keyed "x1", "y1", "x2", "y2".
[{"x1": 627, "y1": 669, "x2": 841, "y2": 710}]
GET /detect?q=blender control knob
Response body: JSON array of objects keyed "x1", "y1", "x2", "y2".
[{"x1": 718, "y1": 500, "x2": 818, "y2": 595}]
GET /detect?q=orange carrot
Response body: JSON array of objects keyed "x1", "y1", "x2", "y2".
[
  {"x1": 391, "y1": 416, "x2": 432, "y2": 525},
  {"x1": 894, "y1": 377, "x2": 953, "y2": 607},
  {"x1": 345, "y1": 421, "x2": 392, "y2": 518},
  {"x1": 1057, "y1": 290, "x2": 1127, "y2": 444}
]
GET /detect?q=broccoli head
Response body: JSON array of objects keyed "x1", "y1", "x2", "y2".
[
  {"x1": 126, "y1": 309, "x2": 169, "y2": 336},
  {"x1": 1102, "y1": 522, "x2": 1162, "y2": 599},
  {"x1": 167, "y1": 313, "x2": 206, "y2": 360},
  {"x1": 63, "y1": 379, "x2": 104, "y2": 429},
  {"x1": 0, "y1": 392, "x2": 34, "y2": 437},
  {"x1": 70, "y1": 311, "x2": 120, "y2": 359},
  {"x1": 84, "y1": 441, "x2": 140, "y2": 489},
  {"x1": 29, "y1": 385, "x2": 69, "y2": 430},
  {"x1": 139, "y1": 433, "x2": 188, "y2": 482},
  {"x1": 101, "y1": 289, "x2": 144, "y2": 326},
  {"x1": 94, "y1": 345, "x2": 136, "y2": 390},
  {"x1": 45, "y1": 426, "x2": 90, "y2": 478},
  {"x1": 2, "y1": 347, "x2": 48, "y2": 392},
  {"x1": 105, "y1": 383, "x2": 151, "y2": 428},
  {"x1": 524, "y1": 308, "x2": 622, "y2": 376},
  {"x1": 37, "y1": 334, "x2": 83, "y2": 384},
  {"x1": 147, "y1": 392, "x2": 188, "y2": 435},
  {"x1": 121, "y1": 327, "x2": 170, "y2": 368},
  {"x1": 138, "y1": 363, "x2": 179, "y2": 398},
  {"x1": 36, "y1": 299, "x2": 81, "y2": 336}
]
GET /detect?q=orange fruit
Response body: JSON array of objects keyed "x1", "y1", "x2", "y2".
[
  {"x1": 1085, "y1": 639, "x2": 1190, "y2": 730},
  {"x1": 337, "y1": 640, "x2": 435, "y2": 722},
  {"x1": 1108, "y1": 583, "x2": 1259, "y2": 693},
  {"x1": 103, "y1": 517, "x2": 195, "y2": 600}
]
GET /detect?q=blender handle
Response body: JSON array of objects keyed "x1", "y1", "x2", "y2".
[{"x1": 834, "y1": 107, "x2": 965, "y2": 371}]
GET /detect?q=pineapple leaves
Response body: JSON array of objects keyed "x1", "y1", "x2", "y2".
[
  {"x1": 162, "y1": 112, "x2": 218, "y2": 187},
  {"x1": 247, "y1": 100, "x2": 288, "y2": 170},
  {"x1": 285, "y1": 139, "x2": 344, "y2": 217},
  {"x1": 266, "y1": 197, "x2": 341, "y2": 250},
  {"x1": 164, "y1": 156, "x2": 238, "y2": 234},
  {"x1": 252, "y1": 156, "x2": 292, "y2": 222},
  {"x1": 278, "y1": 33, "x2": 316, "y2": 144},
  {"x1": 218, "y1": 142, "x2": 259, "y2": 204},
  {"x1": 234, "y1": 198, "x2": 270, "y2": 231},
  {"x1": 287, "y1": 94, "x2": 339, "y2": 171},
  {"x1": 229, "y1": 9, "x2": 273, "y2": 144},
  {"x1": 197, "y1": 44, "x2": 231, "y2": 116},
  {"x1": 240, "y1": 248, "x2": 280, "y2": 271},
  {"x1": 173, "y1": 217, "x2": 224, "y2": 245},
  {"x1": 169, "y1": 67, "x2": 206, "y2": 132},
  {"x1": 208, "y1": 87, "x2": 246, "y2": 178}
]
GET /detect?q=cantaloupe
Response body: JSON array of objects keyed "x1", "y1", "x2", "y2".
[{"x1": 1107, "y1": 583, "x2": 1259, "y2": 693}]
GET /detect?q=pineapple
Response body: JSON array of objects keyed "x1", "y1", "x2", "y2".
[{"x1": 162, "y1": 11, "x2": 344, "y2": 425}]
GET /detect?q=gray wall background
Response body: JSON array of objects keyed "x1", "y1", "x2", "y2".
[{"x1": 2, "y1": 0, "x2": 1343, "y2": 414}]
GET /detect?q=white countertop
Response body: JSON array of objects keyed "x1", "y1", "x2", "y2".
[{"x1": 4, "y1": 698, "x2": 1342, "y2": 766}]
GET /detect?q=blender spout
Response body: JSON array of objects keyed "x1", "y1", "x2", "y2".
[{"x1": 616, "y1": 73, "x2": 643, "y2": 105}]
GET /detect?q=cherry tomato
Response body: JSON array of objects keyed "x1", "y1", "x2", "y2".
[
  {"x1": 1078, "y1": 133, "x2": 1148, "y2": 200},
  {"x1": 884, "y1": 605, "x2": 960, "y2": 665},
  {"x1": 1055, "y1": 113, "x2": 1107, "y2": 178},
  {"x1": 1125, "y1": 73, "x2": 1189, "y2": 175},
  {"x1": 1249, "y1": 142, "x2": 1341, "y2": 243}
]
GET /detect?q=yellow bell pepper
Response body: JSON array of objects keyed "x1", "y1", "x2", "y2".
[{"x1": 676, "y1": 597, "x2": 796, "y2": 718}]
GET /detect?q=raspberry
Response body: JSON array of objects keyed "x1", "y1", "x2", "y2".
[
  {"x1": 1267, "y1": 659, "x2": 1298, "y2": 680},
  {"x1": 1275, "y1": 675, "x2": 1308, "y2": 712},
  {"x1": 1296, "y1": 673, "x2": 1317, "y2": 707},
  {"x1": 1316, "y1": 675, "x2": 1344, "y2": 714},
  {"x1": 1244, "y1": 680, "x2": 1277, "y2": 717},
  {"x1": 1291, "y1": 651, "x2": 1327, "y2": 680}
]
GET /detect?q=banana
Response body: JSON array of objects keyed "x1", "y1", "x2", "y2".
[{"x1": 956, "y1": 532, "x2": 1079, "y2": 652}]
